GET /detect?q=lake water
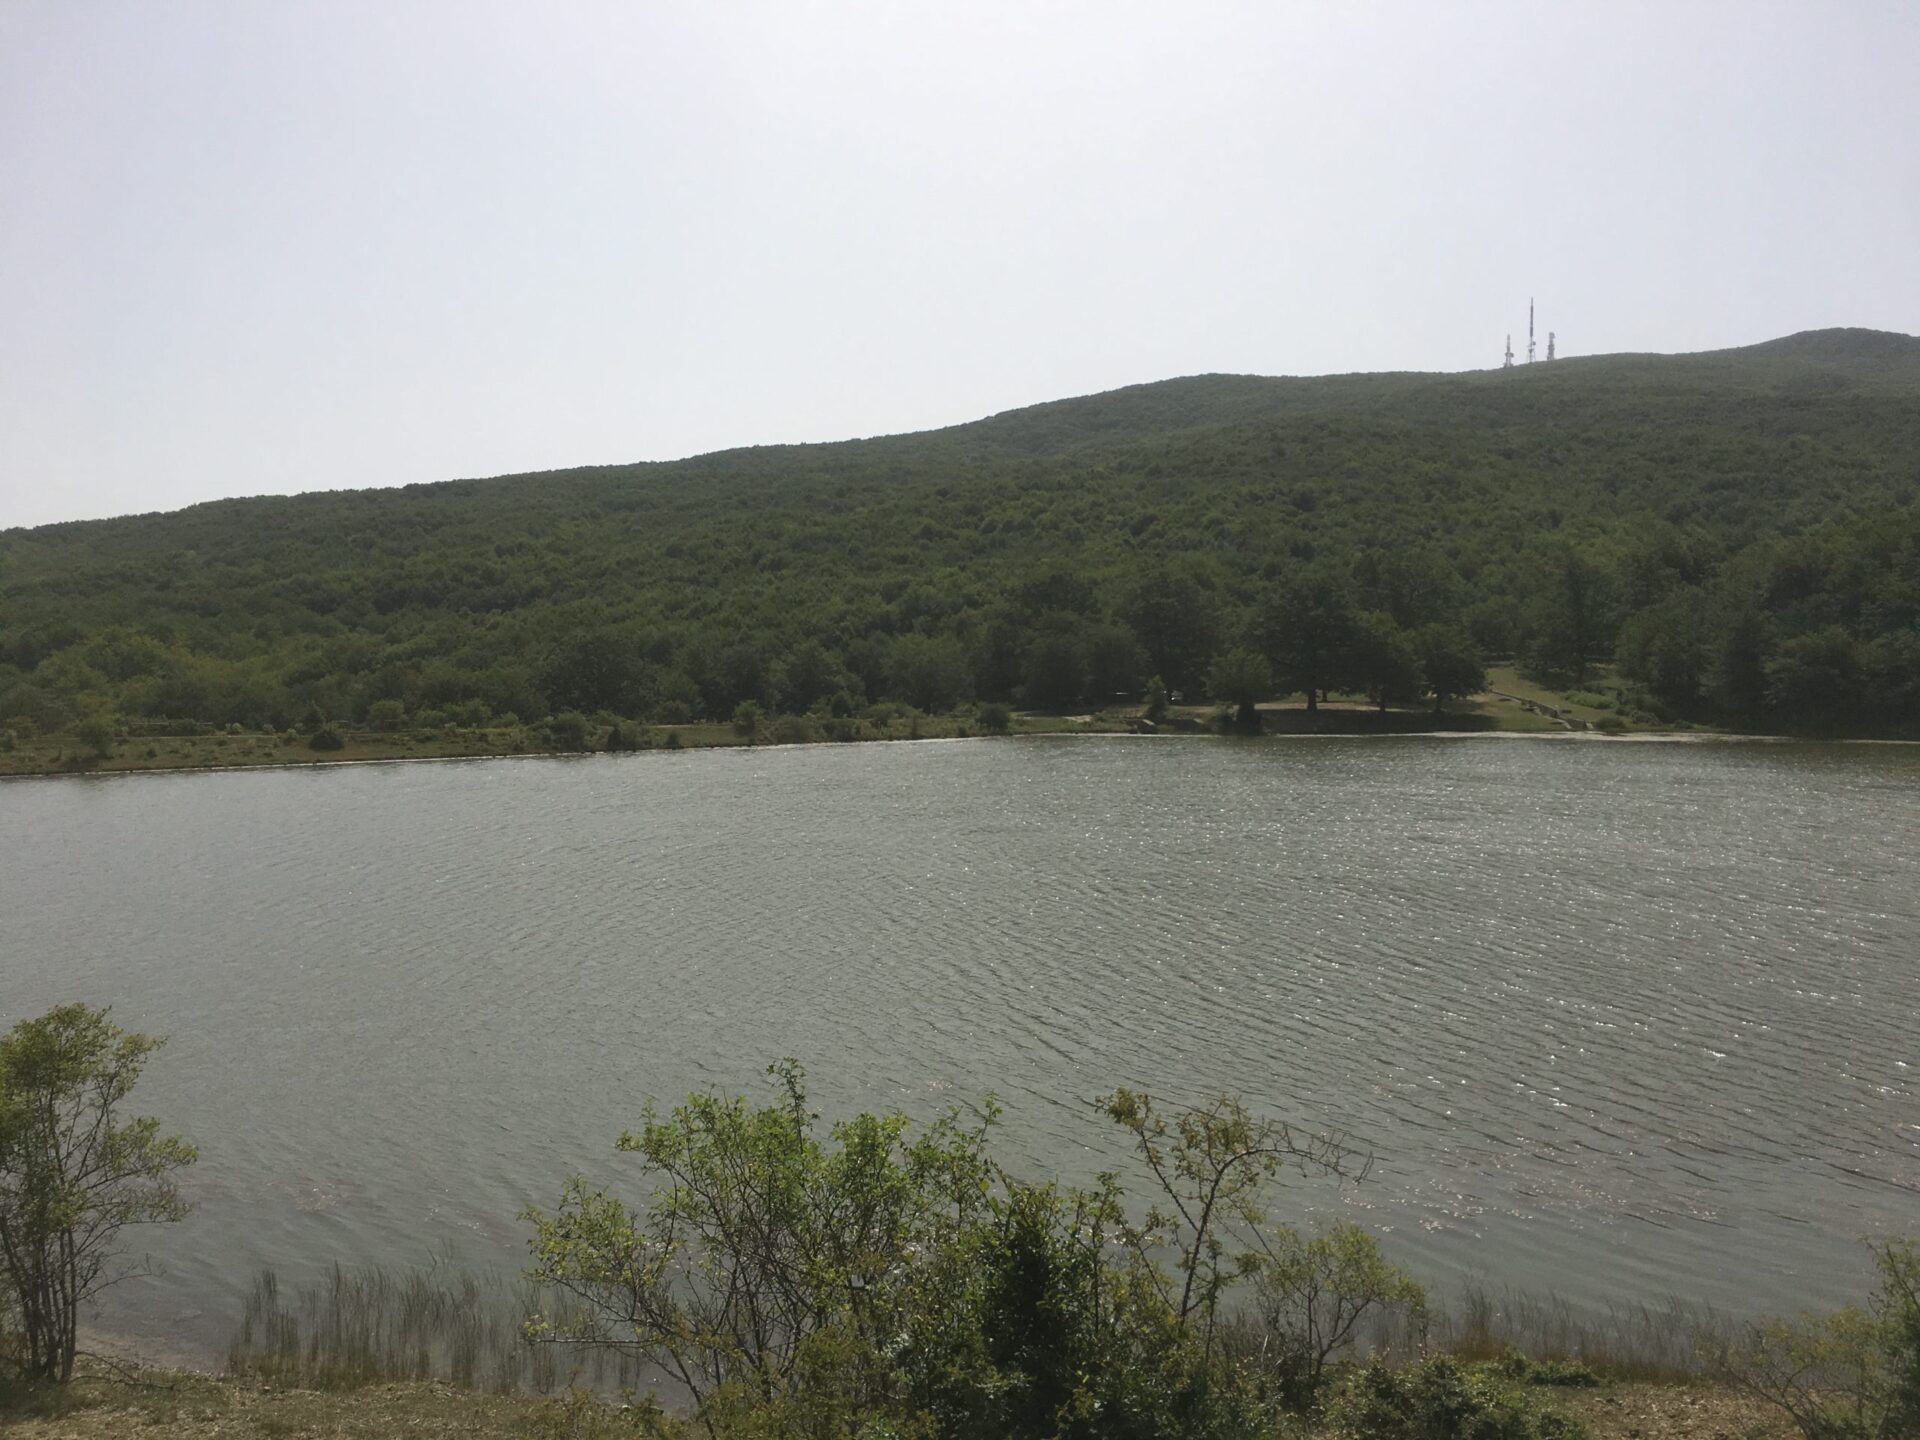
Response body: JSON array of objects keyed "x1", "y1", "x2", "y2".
[{"x1": 3, "y1": 735, "x2": 1917, "y2": 1364}]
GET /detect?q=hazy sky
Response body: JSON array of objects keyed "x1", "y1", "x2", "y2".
[{"x1": 3, "y1": 2, "x2": 1917, "y2": 529}]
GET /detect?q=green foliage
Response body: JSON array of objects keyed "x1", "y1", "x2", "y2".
[
  {"x1": 1256, "y1": 568, "x2": 1359, "y2": 713},
  {"x1": 1144, "y1": 674, "x2": 1170, "y2": 724},
  {"x1": 1717, "y1": 1238, "x2": 1920, "y2": 1440},
  {"x1": 0, "y1": 1004, "x2": 197, "y2": 1382},
  {"x1": 1205, "y1": 649, "x2": 1273, "y2": 732},
  {"x1": 2, "y1": 331, "x2": 1916, "y2": 738},
  {"x1": 308, "y1": 725, "x2": 345, "y2": 751},
  {"x1": 1097, "y1": 1087, "x2": 1363, "y2": 1348},
  {"x1": 526, "y1": 1068, "x2": 1374, "y2": 1440},
  {"x1": 366, "y1": 698, "x2": 409, "y2": 731},
  {"x1": 1415, "y1": 628, "x2": 1485, "y2": 714},
  {"x1": 70, "y1": 711, "x2": 116, "y2": 759},
  {"x1": 976, "y1": 702, "x2": 1012, "y2": 734},
  {"x1": 1246, "y1": 1220, "x2": 1427, "y2": 1406},
  {"x1": 547, "y1": 711, "x2": 592, "y2": 750},
  {"x1": 525, "y1": 1385, "x2": 674, "y2": 1438},
  {"x1": 524, "y1": 1062, "x2": 1002, "y2": 1435},
  {"x1": 1485, "y1": 1352, "x2": 1600, "y2": 1389},
  {"x1": 1324, "y1": 1356, "x2": 1586, "y2": 1440}
]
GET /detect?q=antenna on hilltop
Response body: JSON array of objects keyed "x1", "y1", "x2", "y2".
[
  {"x1": 1504, "y1": 334, "x2": 1514, "y2": 368},
  {"x1": 1528, "y1": 298, "x2": 1536, "y2": 364},
  {"x1": 1548, "y1": 331, "x2": 1556, "y2": 361}
]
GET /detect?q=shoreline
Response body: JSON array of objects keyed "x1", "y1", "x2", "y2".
[{"x1": 4, "y1": 718, "x2": 1903, "y2": 786}]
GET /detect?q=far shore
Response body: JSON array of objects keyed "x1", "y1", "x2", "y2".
[{"x1": 5, "y1": 691, "x2": 1897, "y2": 784}]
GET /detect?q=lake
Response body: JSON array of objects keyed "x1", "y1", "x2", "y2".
[{"x1": 3, "y1": 734, "x2": 1916, "y2": 1365}]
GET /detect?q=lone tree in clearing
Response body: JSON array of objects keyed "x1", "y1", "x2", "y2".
[{"x1": 0, "y1": 1003, "x2": 196, "y2": 1381}]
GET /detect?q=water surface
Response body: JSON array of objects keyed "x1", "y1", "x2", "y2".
[{"x1": 3, "y1": 735, "x2": 1916, "y2": 1361}]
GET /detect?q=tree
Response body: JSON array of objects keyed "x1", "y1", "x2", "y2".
[
  {"x1": 1414, "y1": 626, "x2": 1485, "y2": 715},
  {"x1": 1257, "y1": 569, "x2": 1358, "y2": 712},
  {"x1": 365, "y1": 698, "x2": 408, "y2": 731},
  {"x1": 1524, "y1": 544, "x2": 1615, "y2": 687},
  {"x1": 540, "y1": 631, "x2": 652, "y2": 717},
  {"x1": 0, "y1": 1004, "x2": 196, "y2": 1381},
  {"x1": 1765, "y1": 625, "x2": 1859, "y2": 728},
  {"x1": 1084, "y1": 623, "x2": 1148, "y2": 705},
  {"x1": 1206, "y1": 649, "x2": 1272, "y2": 732},
  {"x1": 1021, "y1": 621, "x2": 1091, "y2": 712},
  {"x1": 1615, "y1": 593, "x2": 1707, "y2": 715},
  {"x1": 1144, "y1": 674, "x2": 1170, "y2": 724},
  {"x1": 547, "y1": 710, "x2": 591, "y2": 749},
  {"x1": 524, "y1": 1062, "x2": 999, "y2": 1436},
  {"x1": 977, "y1": 701, "x2": 1013, "y2": 734},
  {"x1": 70, "y1": 711, "x2": 117, "y2": 759},
  {"x1": 1250, "y1": 1220, "x2": 1426, "y2": 1406},
  {"x1": 887, "y1": 634, "x2": 971, "y2": 713},
  {"x1": 1120, "y1": 569, "x2": 1223, "y2": 696},
  {"x1": 1348, "y1": 613, "x2": 1421, "y2": 713},
  {"x1": 527, "y1": 1067, "x2": 1355, "y2": 1440},
  {"x1": 1716, "y1": 1238, "x2": 1920, "y2": 1440},
  {"x1": 1099, "y1": 1088, "x2": 1363, "y2": 1357}
]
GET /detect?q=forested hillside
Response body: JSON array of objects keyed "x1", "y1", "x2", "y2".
[{"x1": 4, "y1": 328, "x2": 1917, "y2": 740}]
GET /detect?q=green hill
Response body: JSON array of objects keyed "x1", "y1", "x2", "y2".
[{"x1": 3, "y1": 328, "x2": 1916, "y2": 741}]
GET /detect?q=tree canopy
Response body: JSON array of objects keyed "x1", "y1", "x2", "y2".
[{"x1": 3, "y1": 328, "x2": 1916, "y2": 738}]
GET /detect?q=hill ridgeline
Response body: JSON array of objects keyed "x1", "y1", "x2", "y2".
[{"x1": 3, "y1": 328, "x2": 1916, "y2": 743}]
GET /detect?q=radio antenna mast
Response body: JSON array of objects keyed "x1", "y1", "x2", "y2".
[
  {"x1": 1528, "y1": 298, "x2": 1536, "y2": 364},
  {"x1": 1547, "y1": 330, "x2": 1556, "y2": 361},
  {"x1": 1504, "y1": 334, "x2": 1514, "y2": 368}
]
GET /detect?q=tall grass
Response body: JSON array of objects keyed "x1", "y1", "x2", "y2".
[
  {"x1": 1374, "y1": 1281, "x2": 1729, "y2": 1384},
  {"x1": 225, "y1": 1257, "x2": 1730, "y2": 1400},
  {"x1": 224, "y1": 1257, "x2": 649, "y2": 1395}
]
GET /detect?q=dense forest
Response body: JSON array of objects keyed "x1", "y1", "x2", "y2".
[{"x1": 3, "y1": 327, "x2": 1917, "y2": 741}]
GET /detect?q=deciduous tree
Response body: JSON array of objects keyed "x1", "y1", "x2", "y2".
[{"x1": 0, "y1": 1004, "x2": 196, "y2": 1382}]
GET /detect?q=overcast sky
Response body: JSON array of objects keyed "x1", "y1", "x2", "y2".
[{"x1": 3, "y1": 2, "x2": 1916, "y2": 529}]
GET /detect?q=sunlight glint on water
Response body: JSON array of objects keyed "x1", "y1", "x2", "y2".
[{"x1": 2, "y1": 735, "x2": 1915, "y2": 1365}]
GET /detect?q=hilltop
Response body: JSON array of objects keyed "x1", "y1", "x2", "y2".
[{"x1": 2, "y1": 328, "x2": 1916, "y2": 749}]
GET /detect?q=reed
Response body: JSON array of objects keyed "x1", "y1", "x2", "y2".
[
  {"x1": 224, "y1": 1256, "x2": 648, "y2": 1395},
  {"x1": 1397, "y1": 1281, "x2": 1728, "y2": 1384}
]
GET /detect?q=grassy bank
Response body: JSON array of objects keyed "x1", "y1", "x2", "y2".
[
  {"x1": 0, "y1": 708, "x2": 1136, "y2": 780},
  {"x1": 0, "y1": 669, "x2": 1715, "y2": 781}
]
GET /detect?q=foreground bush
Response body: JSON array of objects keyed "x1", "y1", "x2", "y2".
[
  {"x1": 524, "y1": 1065, "x2": 1381, "y2": 1439},
  {"x1": 0, "y1": 1005, "x2": 196, "y2": 1382},
  {"x1": 1325, "y1": 1356, "x2": 1585, "y2": 1440},
  {"x1": 1716, "y1": 1238, "x2": 1920, "y2": 1440}
]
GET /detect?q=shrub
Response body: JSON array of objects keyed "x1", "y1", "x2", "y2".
[
  {"x1": 1718, "y1": 1238, "x2": 1920, "y2": 1440},
  {"x1": 1488, "y1": 1352, "x2": 1600, "y2": 1388},
  {"x1": 1245, "y1": 1220, "x2": 1427, "y2": 1407},
  {"x1": 1145, "y1": 674, "x2": 1171, "y2": 723},
  {"x1": 768, "y1": 714, "x2": 821, "y2": 745},
  {"x1": 978, "y1": 702, "x2": 1013, "y2": 734},
  {"x1": 1325, "y1": 1356, "x2": 1586, "y2": 1440},
  {"x1": 546, "y1": 711, "x2": 590, "y2": 750},
  {"x1": 0, "y1": 1005, "x2": 196, "y2": 1381},
  {"x1": 308, "y1": 727, "x2": 345, "y2": 751},
  {"x1": 72, "y1": 712, "x2": 117, "y2": 759},
  {"x1": 730, "y1": 700, "x2": 764, "y2": 738},
  {"x1": 527, "y1": 1072, "x2": 1361, "y2": 1440}
]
